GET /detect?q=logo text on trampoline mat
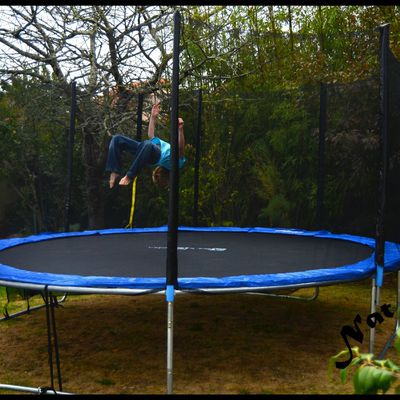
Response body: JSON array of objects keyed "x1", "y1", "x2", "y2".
[{"x1": 148, "y1": 246, "x2": 227, "y2": 252}]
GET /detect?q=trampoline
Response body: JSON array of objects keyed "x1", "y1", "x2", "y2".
[{"x1": 1, "y1": 226, "x2": 400, "y2": 294}]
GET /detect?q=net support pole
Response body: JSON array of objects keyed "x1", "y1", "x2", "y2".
[
  {"x1": 193, "y1": 88, "x2": 202, "y2": 227},
  {"x1": 166, "y1": 10, "x2": 181, "y2": 395},
  {"x1": 370, "y1": 23, "x2": 390, "y2": 353},
  {"x1": 136, "y1": 93, "x2": 144, "y2": 141},
  {"x1": 316, "y1": 82, "x2": 327, "y2": 227},
  {"x1": 64, "y1": 81, "x2": 77, "y2": 232}
]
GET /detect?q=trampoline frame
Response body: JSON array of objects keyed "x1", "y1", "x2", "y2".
[
  {"x1": 0, "y1": 294, "x2": 67, "y2": 321},
  {"x1": 0, "y1": 227, "x2": 400, "y2": 395},
  {"x1": 0, "y1": 225, "x2": 393, "y2": 293}
]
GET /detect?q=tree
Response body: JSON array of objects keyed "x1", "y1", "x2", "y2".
[
  {"x1": 0, "y1": 5, "x2": 257, "y2": 231},
  {"x1": 0, "y1": 6, "x2": 179, "y2": 229},
  {"x1": 1, "y1": 6, "x2": 398, "y2": 233}
]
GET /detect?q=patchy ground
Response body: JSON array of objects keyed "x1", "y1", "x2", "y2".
[{"x1": 0, "y1": 275, "x2": 399, "y2": 395}]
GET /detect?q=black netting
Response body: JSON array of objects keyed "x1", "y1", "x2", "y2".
[
  {"x1": 386, "y1": 48, "x2": 400, "y2": 242},
  {"x1": 324, "y1": 78, "x2": 380, "y2": 236},
  {"x1": 179, "y1": 85, "x2": 321, "y2": 228}
]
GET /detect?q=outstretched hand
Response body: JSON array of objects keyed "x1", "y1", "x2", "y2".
[
  {"x1": 178, "y1": 117, "x2": 184, "y2": 128},
  {"x1": 151, "y1": 102, "x2": 161, "y2": 118}
]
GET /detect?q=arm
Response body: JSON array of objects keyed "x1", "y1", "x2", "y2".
[
  {"x1": 148, "y1": 102, "x2": 160, "y2": 139},
  {"x1": 178, "y1": 117, "x2": 185, "y2": 157}
]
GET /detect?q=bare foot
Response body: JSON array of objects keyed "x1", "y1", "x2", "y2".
[
  {"x1": 109, "y1": 172, "x2": 120, "y2": 188},
  {"x1": 119, "y1": 175, "x2": 132, "y2": 186}
]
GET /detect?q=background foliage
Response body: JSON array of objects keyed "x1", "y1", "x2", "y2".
[{"x1": 0, "y1": 5, "x2": 399, "y2": 243}]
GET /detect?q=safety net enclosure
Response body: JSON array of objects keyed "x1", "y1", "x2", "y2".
[{"x1": 1, "y1": 226, "x2": 400, "y2": 294}]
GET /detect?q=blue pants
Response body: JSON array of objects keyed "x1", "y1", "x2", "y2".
[{"x1": 106, "y1": 135, "x2": 161, "y2": 179}]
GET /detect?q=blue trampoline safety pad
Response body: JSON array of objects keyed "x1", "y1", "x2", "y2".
[{"x1": 0, "y1": 226, "x2": 399, "y2": 291}]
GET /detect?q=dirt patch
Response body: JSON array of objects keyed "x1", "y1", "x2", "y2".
[{"x1": 0, "y1": 276, "x2": 399, "y2": 394}]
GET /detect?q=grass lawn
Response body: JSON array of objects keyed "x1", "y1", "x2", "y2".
[{"x1": 0, "y1": 275, "x2": 399, "y2": 394}]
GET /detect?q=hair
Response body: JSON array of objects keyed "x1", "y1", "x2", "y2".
[{"x1": 152, "y1": 166, "x2": 170, "y2": 188}]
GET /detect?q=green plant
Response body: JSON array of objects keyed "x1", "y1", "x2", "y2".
[{"x1": 329, "y1": 331, "x2": 400, "y2": 394}]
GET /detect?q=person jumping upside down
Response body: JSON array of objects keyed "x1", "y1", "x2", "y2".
[{"x1": 106, "y1": 101, "x2": 186, "y2": 189}]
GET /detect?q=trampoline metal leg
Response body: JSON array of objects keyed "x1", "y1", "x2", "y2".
[
  {"x1": 378, "y1": 330, "x2": 398, "y2": 359},
  {"x1": 0, "y1": 383, "x2": 73, "y2": 395},
  {"x1": 369, "y1": 278, "x2": 377, "y2": 354},
  {"x1": 378, "y1": 270, "x2": 400, "y2": 359},
  {"x1": 1, "y1": 294, "x2": 68, "y2": 322},
  {"x1": 247, "y1": 286, "x2": 320, "y2": 301},
  {"x1": 167, "y1": 300, "x2": 174, "y2": 395}
]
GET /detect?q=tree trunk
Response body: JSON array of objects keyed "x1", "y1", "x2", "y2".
[
  {"x1": 287, "y1": 6, "x2": 294, "y2": 54},
  {"x1": 82, "y1": 129, "x2": 107, "y2": 230}
]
